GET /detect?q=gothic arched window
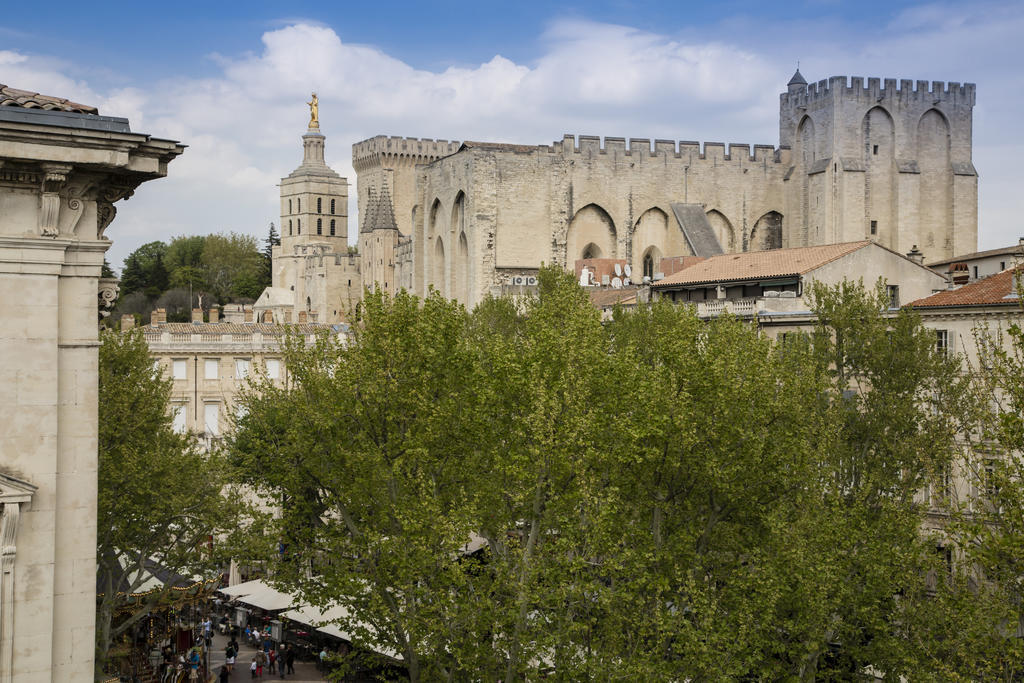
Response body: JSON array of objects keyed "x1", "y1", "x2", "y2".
[
  {"x1": 330, "y1": 199, "x2": 336, "y2": 215},
  {"x1": 297, "y1": 219, "x2": 301, "y2": 235},
  {"x1": 317, "y1": 218, "x2": 322, "y2": 235},
  {"x1": 643, "y1": 252, "x2": 655, "y2": 280},
  {"x1": 288, "y1": 199, "x2": 292, "y2": 214},
  {"x1": 330, "y1": 219, "x2": 336, "y2": 236},
  {"x1": 317, "y1": 197, "x2": 322, "y2": 214},
  {"x1": 288, "y1": 220, "x2": 293, "y2": 236},
  {"x1": 297, "y1": 198, "x2": 301, "y2": 213}
]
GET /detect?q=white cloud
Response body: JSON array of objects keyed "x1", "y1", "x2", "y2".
[{"x1": 2, "y1": 5, "x2": 1021, "y2": 268}]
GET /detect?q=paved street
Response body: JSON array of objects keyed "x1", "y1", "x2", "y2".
[{"x1": 206, "y1": 630, "x2": 325, "y2": 682}]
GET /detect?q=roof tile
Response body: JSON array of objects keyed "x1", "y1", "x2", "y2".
[
  {"x1": 0, "y1": 84, "x2": 98, "y2": 114},
  {"x1": 908, "y1": 266, "x2": 1023, "y2": 308},
  {"x1": 652, "y1": 241, "x2": 871, "y2": 288}
]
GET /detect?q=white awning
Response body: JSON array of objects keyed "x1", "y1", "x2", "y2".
[
  {"x1": 218, "y1": 578, "x2": 266, "y2": 598},
  {"x1": 237, "y1": 584, "x2": 298, "y2": 611},
  {"x1": 280, "y1": 603, "x2": 401, "y2": 661}
]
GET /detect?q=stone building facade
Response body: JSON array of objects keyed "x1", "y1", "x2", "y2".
[
  {"x1": 0, "y1": 85, "x2": 182, "y2": 682},
  {"x1": 351, "y1": 70, "x2": 977, "y2": 309}
]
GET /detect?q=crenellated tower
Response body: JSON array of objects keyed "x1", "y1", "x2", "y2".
[{"x1": 779, "y1": 71, "x2": 977, "y2": 261}]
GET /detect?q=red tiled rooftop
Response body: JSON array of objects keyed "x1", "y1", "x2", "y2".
[
  {"x1": 908, "y1": 266, "x2": 1023, "y2": 308},
  {"x1": 141, "y1": 322, "x2": 341, "y2": 336},
  {"x1": 652, "y1": 241, "x2": 872, "y2": 288},
  {"x1": 0, "y1": 84, "x2": 98, "y2": 114}
]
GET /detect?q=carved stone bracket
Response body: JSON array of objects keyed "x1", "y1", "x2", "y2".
[
  {"x1": 0, "y1": 472, "x2": 36, "y2": 683},
  {"x1": 39, "y1": 163, "x2": 73, "y2": 237},
  {"x1": 96, "y1": 175, "x2": 138, "y2": 241},
  {"x1": 98, "y1": 278, "x2": 120, "y2": 320}
]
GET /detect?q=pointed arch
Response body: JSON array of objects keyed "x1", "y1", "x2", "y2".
[
  {"x1": 428, "y1": 198, "x2": 442, "y2": 239},
  {"x1": 749, "y1": 211, "x2": 783, "y2": 251},
  {"x1": 450, "y1": 191, "x2": 466, "y2": 236},
  {"x1": 631, "y1": 207, "x2": 681, "y2": 276},
  {"x1": 433, "y1": 236, "x2": 446, "y2": 298},
  {"x1": 581, "y1": 243, "x2": 603, "y2": 260},
  {"x1": 863, "y1": 106, "x2": 896, "y2": 248},
  {"x1": 641, "y1": 245, "x2": 662, "y2": 281},
  {"x1": 918, "y1": 108, "x2": 952, "y2": 252},
  {"x1": 456, "y1": 231, "x2": 470, "y2": 304},
  {"x1": 706, "y1": 209, "x2": 736, "y2": 253},
  {"x1": 566, "y1": 203, "x2": 616, "y2": 265}
]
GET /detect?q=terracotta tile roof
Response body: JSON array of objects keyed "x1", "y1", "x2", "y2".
[
  {"x1": 0, "y1": 84, "x2": 98, "y2": 114},
  {"x1": 926, "y1": 244, "x2": 1024, "y2": 268},
  {"x1": 589, "y1": 287, "x2": 639, "y2": 308},
  {"x1": 140, "y1": 322, "x2": 342, "y2": 336},
  {"x1": 908, "y1": 266, "x2": 1023, "y2": 308},
  {"x1": 652, "y1": 241, "x2": 872, "y2": 288}
]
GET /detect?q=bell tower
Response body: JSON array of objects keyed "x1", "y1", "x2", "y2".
[{"x1": 279, "y1": 95, "x2": 348, "y2": 253}]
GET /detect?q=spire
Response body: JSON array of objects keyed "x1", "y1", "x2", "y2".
[
  {"x1": 374, "y1": 178, "x2": 398, "y2": 232},
  {"x1": 361, "y1": 187, "x2": 378, "y2": 234},
  {"x1": 788, "y1": 67, "x2": 807, "y2": 87}
]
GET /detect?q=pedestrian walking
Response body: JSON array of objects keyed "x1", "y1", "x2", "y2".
[
  {"x1": 256, "y1": 649, "x2": 266, "y2": 677},
  {"x1": 268, "y1": 648, "x2": 276, "y2": 674},
  {"x1": 318, "y1": 647, "x2": 327, "y2": 672},
  {"x1": 225, "y1": 642, "x2": 236, "y2": 673},
  {"x1": 219, "y1": 665, "x2": 230, "y2": 683},
  {"x1": 250, "y1": 657, "x2": 258, "y2": 680},
  {"x1": 285, "y1": 645, "x2": 295, "y2": 675}
]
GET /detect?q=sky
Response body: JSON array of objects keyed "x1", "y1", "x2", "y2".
[{"x1": 2, "y1": 0, "x2": 1022, "y2": 271}]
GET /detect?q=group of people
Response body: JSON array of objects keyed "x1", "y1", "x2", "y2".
[{"x1": 216, "y1": 629, "x2": 298, "y2": 681}]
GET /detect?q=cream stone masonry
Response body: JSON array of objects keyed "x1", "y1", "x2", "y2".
[
  {"x1": 0, "y1": 102, "x2": 182, "y2": 682},
  {"x1": 352, "y1": 70, "x2": 977, "y2": 310}
]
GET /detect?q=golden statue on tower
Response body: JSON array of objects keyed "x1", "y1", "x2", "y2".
[{"x1": 307, "y1": 92, "x2": 319, "y2": 129}]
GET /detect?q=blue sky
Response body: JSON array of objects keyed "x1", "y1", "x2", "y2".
[{"x1": 2, "y1": 1, "x2": 1021, "y2": 269}]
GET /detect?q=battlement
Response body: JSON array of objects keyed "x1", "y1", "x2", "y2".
[
  {"x1": 553, "y1": 134, "x2": 783, "y2": 162},
  {"x1": 782, "y1": 75, "x2": 976, "y2": 108},
  {"x1": 352, "y1": 135, "x2": 461, "y2": 169}
]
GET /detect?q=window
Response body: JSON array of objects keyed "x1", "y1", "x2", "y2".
[
  {"x1": 330, "y1": 219, "x2": 336, "y2": 236},
  {"x1": 172, "y1": 359, "x2": 187, "y2": 380},
  {"x1": 886, "y1": 285, "x2": 900, "y2": 308},
  {"x1": 935, "y1": 329, "x2": 949, "y2": 356},
  {"x1": 288, "y1": 199, "x2": 292, "y2": 214},
  {"x1": 873, "y1": 144, "x2": 879, "y2": 155},
  {"x1": 266, "y1": 359, "x2": 281, "y2": 380},
  {"x1": 982, "y1": 459, "x2": 1002, "y2": 508},
  {"x1": 330, "y1": 199, "x2": 335, "y2": 215},
  {"x1": 204, "y1": 403, "x2": 220, "y2": 436},
  {"x1": 930, "y1": 463, "x2": 951, "y2": 507},
  {"x1": 973, "y1": 265, "x2": 978, "y2": 279},
  {"x1": 317, "y1": 197, "x2": 322, "y2": 213},
  {"x1": 317, "y1": 218, "x2": 322, "y2": 235},
  {"x1": 297, "y1": 198, "x2": 301, "y2": 213},
  {"x1": 297, "y1": 219, "x2": 301, "y2": 234},
  {"x1": 643, "y1": 252, "x2": 655, "y2": 280},
  {"x1": 1000, "y1": 261, "x2": 1006, "y2": 271},
  {"x1": 288, "y1": 220, "x2": 293, "y2": 236},
  {"x1": 235, "y1": 358, "x2": 250, "y2": 379},
  {"x1": 172, "y1": 404, "x2": 187, "y2": 434},
  {"x1": 870, "y1": 220, "x2": 878, "y2": 235},
  {"x1": 204, "y1": 359, "x2": 219, "y2": 379}
]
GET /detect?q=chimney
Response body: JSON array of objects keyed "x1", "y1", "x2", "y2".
[
  {"x1": 209, "y1": 307, "x2": 220, "y2": 323},
  {"x1": 906, "y1": 245, "x2": 924, "y2": 265},
  {"x1": 150, "y1": 308, "x2": 166, "y2": 326},
  {"x1": 298, "y1": 311, "x2": 308, "y2": 323},
  {"x1": 949, "y1": 262, "x2": 970, "y2": 287},
  {"x1": 244, "y1": 307, "x2": 253, "y2": 323},
  {"x1": 192, "y1": 308, "x2": 203, "y2": 323},
  {"x1": 120, "y1": 314, "x2": 135, "y2": 331}
]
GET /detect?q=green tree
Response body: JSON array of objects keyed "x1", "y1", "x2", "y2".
[
  {"x1": 96, "y1": 329, "x2": 243, "y2": 676},
  {"x1": 119, "y1": 241, "x2": 168, "y2": 297},
  {"x1": 200, "y1": 232, "x2": 263, "y2": 301}
]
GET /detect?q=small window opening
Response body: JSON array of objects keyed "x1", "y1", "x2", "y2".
[
  {"x1": 330, "y1": 199, "x2": 336, "y2": 215},
  {"x1": 297, "y1": 198, "x2": 301, "y2": 213},
  {"x1": 288, "y1": 220, "x2": 293, "y2": 236},
  {"x1": 288, "y1": 199, "x2": 292, "y2": 214},
  {"x1": 297, "y1": 219, "x2": 301, "y2": 234},
  {"x1": 1000, "y1": 261, "x2": 1006, "y2": 271},
  {"x1": 870, "y1": 220, "x2": 878, "y2": 235},
  {"x1": 317, "y1": 218, "x2": 322, "y2": 235},
  {"x1": 973, "y1": 266, "x2": 979, "y2": 279},
  {"x1": 873, "y1": 144, "x2": 879, "y2": 155},
  {"x1": 887, "y1": 284, "x2": 900, "y2": 308},
  {"x1": 317, "y1": 197, "x2": 322, "y2": 214},
  {"x1": 330, "y1": 219, "x2": 336, "y2": 236}
]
